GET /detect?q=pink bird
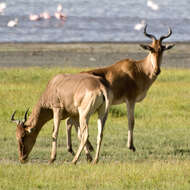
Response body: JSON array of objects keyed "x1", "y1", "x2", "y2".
[
  {"x1": 57, "y1": 4, "x2": 63, "y2": 12},
  {"x1": 7, "y1": 18, "x2": 18, "y2": 27},
  {"x1": 40, "y1": 12, "x2": 51, "y2": 20},
  {"x1": 29, "y1": 14, "x2": 41, "y2": 21},
  {"x1": 54, "y1": 12, "x2": 66, "y2": 20},
  {"x1": 0, "y1": 2, "x2": 6, "y2": 14}
]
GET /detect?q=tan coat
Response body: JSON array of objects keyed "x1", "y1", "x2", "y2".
[{"x1": 13, "y1": 73, "x2": 111, "y2": 164}]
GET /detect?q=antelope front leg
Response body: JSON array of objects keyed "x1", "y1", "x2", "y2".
[
  {"x1": 49, "y1": 108, "x2": 61, "y2": 164},
  {"x1": 126, "y1": 101, "x2": 136, "y2": 152}
]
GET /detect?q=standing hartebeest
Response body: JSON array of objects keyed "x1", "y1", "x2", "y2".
[
  {"x1": 11, "y1": 73, "x2": 112, "y2": 164},
  {"x1": 65, "y1": 25, "x2": 175, "y2": 154}
]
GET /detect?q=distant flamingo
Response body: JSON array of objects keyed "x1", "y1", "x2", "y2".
[
  {"x1": 0, "y1": 2, "x2": 6, "y2": 14},
  {"x1": 54, "y1": 12, "x2": 66, "y2": 20},
  {"x1": 54, "y1": 4, "x2": 66, "y2": 21},
  {"x1": 29, "y1": 14, "x2": 41, "y2": 21},
  {"x1": 7, "y1": 18, "x2": 18, "y2": 27},
  {"x1": 40, "y1": 12, "x2": 51, "y2": 20},
  {"x1": 147, "y1": 0, "x2": 159, "y2": 11},
  {"x1": 134, "y1": 20, "x2": 146, "y2": 31},
  {"x1": 57, "y1": 4, "x2": 63, "y2": 12}
]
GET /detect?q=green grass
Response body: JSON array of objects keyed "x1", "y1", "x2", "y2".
[{"x1": 0, "y1": 67, "x2": 190, "y2": 189}]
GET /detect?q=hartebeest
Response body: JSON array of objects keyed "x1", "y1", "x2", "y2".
[
  {"x1": 66, "y1": 25, "x2": 175, "y2": 154},
  {"x1": 11, "y1": 73, "x2": 112, "y2": 164}
]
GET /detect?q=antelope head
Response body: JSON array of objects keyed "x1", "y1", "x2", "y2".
[
  {"x1": 11, "y1": 109, "x2": 35, "y2": 163},
  {"x1": 140, "y1": 25, "x2": 175, "y2": 76}
]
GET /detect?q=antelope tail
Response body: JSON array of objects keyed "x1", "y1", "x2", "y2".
[{"x1": 101, "y1": 86, "x2": 110, "y2": 114}]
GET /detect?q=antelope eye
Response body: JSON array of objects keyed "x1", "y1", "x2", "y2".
[{"x1": 150, "y1": 48, "x2": 156, "y2": 53}]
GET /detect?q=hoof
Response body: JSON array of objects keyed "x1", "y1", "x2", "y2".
[
  {"x1": 20, "y1": 159, "x2": 28, "y2": 164},
  {"x1": 68, "y1": 148, "x2": 75, "y2": 156},
  {"x1": 71, "y1": 159, "x2": 77, "y2": 165},
  {"x1": 129, "y1": 146, "x2": 136, "y2": 152},
  {"x1": 87, "y1": 141, "x2": 94, "y2": 152},
  {"x1": 86, "y1": 154, "x2": 93, "y2": 163},
  {"x1": 92, "y1": 159, "x2": 99, "y2": 165},
  {"x1": 48, "y1": 158, "x2": 56, "y2": 164}
]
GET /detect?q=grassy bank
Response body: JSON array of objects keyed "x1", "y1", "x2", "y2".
[
  {"x1": 1, "y1": 161, "x2": 190, "y2": 190},
  {"x1": 0, "y1": 67, "x2": 190, "y2": 189}
]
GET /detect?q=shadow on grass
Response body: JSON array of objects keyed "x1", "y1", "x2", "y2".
[{"x1": 174, "y1": 149, "x2": 190, "y2": 156}]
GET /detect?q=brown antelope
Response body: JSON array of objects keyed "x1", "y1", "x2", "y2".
[
  {"x1": 11, "y1": 73, "x2": 112, "y2": 164},
  {"x1": 66, "y1": 25, "x2": 175, "y2": 154}
]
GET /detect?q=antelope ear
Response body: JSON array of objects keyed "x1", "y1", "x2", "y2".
[
  {"x1": 164, "y1": 44, "x2": 175, "y2": 51},
  {"x1": 140, "y1": 44, "x2": 155, "y2": 52},
  {"x1": 140, "y1": 44, "x2": 148, "y2": 50}
]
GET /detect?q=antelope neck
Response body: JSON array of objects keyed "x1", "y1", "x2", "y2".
[
  {"x1": 150, "y1": 53, "x2": 156, "y2": 70},
  {"x1": 146, "y1": 53, "x2": 159, "y2": 78}
]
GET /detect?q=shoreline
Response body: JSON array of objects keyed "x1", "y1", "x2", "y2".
[{"x1": 0, "y1": 42, "x2": 189, "y2": 68}]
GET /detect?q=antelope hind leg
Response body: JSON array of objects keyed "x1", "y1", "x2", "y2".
[
  {"x1": 93, "y1": 108, "x2": 108, "y2": 164},
  {"x1": 71, "y1": 117, "x2": 89, "y2": 164},
  {"x1": 66, "y1": 117, "x2": 94, "y2": 155}
]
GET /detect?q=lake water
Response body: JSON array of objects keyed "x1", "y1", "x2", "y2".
[{"x1": 0, "y1": 0, "x2": 189, "y2": 42}]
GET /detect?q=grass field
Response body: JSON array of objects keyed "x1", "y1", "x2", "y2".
[{"x1": 0, "y1": 67, "x2": 190, "y2": 189}]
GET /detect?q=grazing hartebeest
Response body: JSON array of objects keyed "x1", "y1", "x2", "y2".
[
  {"x1": 11, "y1": 73, "x2": 112, "y2": 164},
  {"x1": 66, "y1": 25, "x2": 175, "y2": 154}
]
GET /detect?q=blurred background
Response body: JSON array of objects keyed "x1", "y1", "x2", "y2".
[{"x1": 0, "y1": 0, "x2": 189, "y2": 42}]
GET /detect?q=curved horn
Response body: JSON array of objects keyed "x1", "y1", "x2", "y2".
[
  {"x1": 23, "y1": 108, "x2": 29, "y2": 123},
  {"x1": 11, "y1": 111, "x2": 20, "y2": 125},
  {"x1": 144, "y1": 24, "x2": 157, "y2": 41},
  {"x1": 160, "y1": 27, "x2": 172, "y2": 42}
]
